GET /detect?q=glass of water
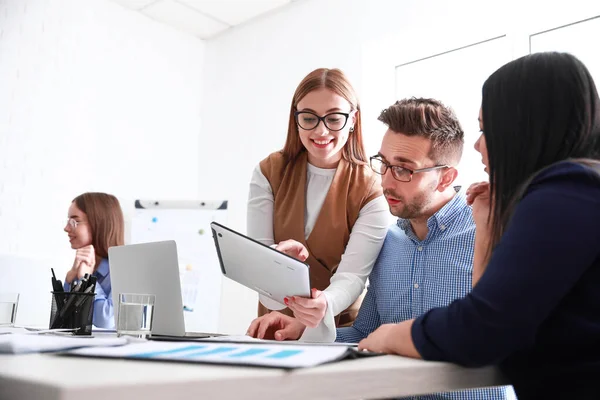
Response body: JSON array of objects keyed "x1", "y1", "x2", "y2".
[
  {"x1": 0, "y1": 293, "x2": 19, "y2": 326},
  {"x1": 117, "y1": 293, "x2": 155, "y2": 338}
]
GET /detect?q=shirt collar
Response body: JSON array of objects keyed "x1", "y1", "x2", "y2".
[
  {"x1": 397, "y1": 186, "x2": 467, "y2": 233},
  {"x1": 95, "y1": 258, "x2": 110, "y2": 278}
]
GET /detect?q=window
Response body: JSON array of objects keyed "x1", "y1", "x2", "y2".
[{"x1": 394, "y1": 36, "x2": 510, "y2": 187}]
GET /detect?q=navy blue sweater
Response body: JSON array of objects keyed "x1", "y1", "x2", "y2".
[{"x1": 412, "y1": 162, "x2": 600, "y2": 399}]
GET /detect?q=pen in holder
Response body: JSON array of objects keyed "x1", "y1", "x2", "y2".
[{"x1": 49, "y1": 291, "x2": 95, "y2": 335}]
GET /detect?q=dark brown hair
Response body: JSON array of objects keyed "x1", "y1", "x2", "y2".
[
  {"x1": 73, "y1": 192, "x2": 125, "y2": 267},
  {"x1": 282, "y1": 68, "x2": 367, "y2": 165},
  {"x1": 378, "y1": 97, "x2": 464, "y2": 165}
]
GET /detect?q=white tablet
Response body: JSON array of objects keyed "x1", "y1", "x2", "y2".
[{"x1": 210, "y1": 222, "x2": 311, "y2": 304}]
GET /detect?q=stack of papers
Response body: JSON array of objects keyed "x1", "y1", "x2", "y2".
[
  {"x1": 0, "y1": 326, "x2": 78, "y2": 335},
  {"x1": 0, "y1": 333, "x2": 127, "y2": 354},
  {"x1": 66, "y1": 340, "x2": 377, "y2": 369},
  {"x1": 0, "y1": 327, "x2": 32, "y2": 335},
  {"x1": 149, "y1": 334, "x2": 357, "y2": 346}
]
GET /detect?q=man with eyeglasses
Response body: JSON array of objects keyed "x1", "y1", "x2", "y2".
[{"x1": 247, "y1": 98, "x2": 515, "y2": 399}]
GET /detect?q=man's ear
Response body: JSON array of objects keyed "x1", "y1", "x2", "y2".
[{"x1": 437, "y1": 167, "x2": 458, "y2": 192}]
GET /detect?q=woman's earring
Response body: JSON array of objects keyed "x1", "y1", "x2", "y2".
[{"x1": 349, "y1": 127, "x2": 355, "y2": 133}]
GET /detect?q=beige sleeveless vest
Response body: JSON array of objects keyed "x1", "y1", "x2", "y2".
[{"x1": 257, "y1": 151, "x2": 382, "y2": 327}]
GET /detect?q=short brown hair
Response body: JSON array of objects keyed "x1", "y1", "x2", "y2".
[
  {"x1": 73, "y1": 192, "x2": 124, "y2": 266},
  {"x1": 378, "y1": 98, "x2": 464, "y2": 165},
  {"x1": 283, "y1": 68, "x2": 367, "y2": 165}
]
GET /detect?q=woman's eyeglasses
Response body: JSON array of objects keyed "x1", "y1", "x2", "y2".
[{"x1": 294, "y1": 111, "x2": 353, "y2": 131}]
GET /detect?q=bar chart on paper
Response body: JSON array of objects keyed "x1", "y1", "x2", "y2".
[{"x1": 67, "y1": 341, "x2": 356, "y2": 368}]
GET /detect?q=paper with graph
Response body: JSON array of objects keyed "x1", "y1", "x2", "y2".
[{"x1": 66, "y1": 340, "x2": 361, "y2": 368}]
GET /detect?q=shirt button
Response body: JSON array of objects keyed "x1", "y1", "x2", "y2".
[
  {"x1": 417, "y1": 246, "x2": 423, "y2": 251},
  {"x1": 440, "y1": 225, "x2": 446, "y2": 230},
  {"x1": 414, "y1": 283, "x2": 419, "y2": 289}
]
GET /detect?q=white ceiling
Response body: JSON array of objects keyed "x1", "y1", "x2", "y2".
[{"x1": 111, "y1": 0, "x2": 295, "y2": 39}]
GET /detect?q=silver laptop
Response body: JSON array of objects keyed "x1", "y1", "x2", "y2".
[{"x1": 108, "y1": 240, "x2": 211, "y2": 338}]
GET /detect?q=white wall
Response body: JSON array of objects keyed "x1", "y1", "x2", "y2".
[
  {"x1": 360, "y1": 0, "x2": 600, "y2": 187},
  {"x1": 0, "y1": 0, "x2": 204, "y2": 324},
  {"x1": 202, "y1": 0, "x2": 600, "y2": 333},
  {"x1": 3, "y1": 0, "x2": 599, "y2": 332}
]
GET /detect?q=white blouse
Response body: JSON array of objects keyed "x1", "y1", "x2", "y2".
[{"x1": 247, "y1": 162, "x2": 390, "y2": 342}]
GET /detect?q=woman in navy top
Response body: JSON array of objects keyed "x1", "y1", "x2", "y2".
[
  {"x1": 63, "y1": 192, "x2": 125, "y2": 329},
  {"x1": 358, "y1": 52, "x2": 600, "y2": 399}
]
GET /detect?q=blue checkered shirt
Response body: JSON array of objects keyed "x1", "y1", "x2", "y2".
[{"x1": 336, "y1": 192, "x2": 516, "y2": 400}]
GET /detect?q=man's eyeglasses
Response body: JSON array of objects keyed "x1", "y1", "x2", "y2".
[
  {"x1": 370, "y1": 156, "x2": 449, "y2": 182},
  {"x1": 294, "y1": 111, "x2": 352, "y2": 131}
]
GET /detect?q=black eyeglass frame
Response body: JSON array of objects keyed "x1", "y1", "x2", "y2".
[
  {"x1": 294, "y1": 110, "x2": 353, "y2": 132},
  {"x1": 369, "y1": 155, "x2": 449, "y2": 182}
]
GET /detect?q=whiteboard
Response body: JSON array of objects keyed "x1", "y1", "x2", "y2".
[
  {"x1": 530, "y1": 16, "x2": 600, "y2": 83},
  {"x1": 395, "y1": 36, "x2": 511, "y2": 187},
  {"x1": 131, "y1": 200, "x2": 228, "y2": 333}
]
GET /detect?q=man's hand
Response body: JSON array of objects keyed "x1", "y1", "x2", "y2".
[
  {"x1": 286, "y1": 288, "x2": 327, "y2": 328},
  {"x1": 246, "y1": 311, "x2": 306, "y2": 341},
  {"x1": 275, "y1": 240, "x2": 309, "y2": 262},
  {"x1": 66, "y1": 245, "x2": 96, "y2": 283}
]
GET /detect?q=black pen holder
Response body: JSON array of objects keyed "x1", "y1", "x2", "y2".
[{"x1": 49, "y1": 291, "x2": 95, "y2": 336}]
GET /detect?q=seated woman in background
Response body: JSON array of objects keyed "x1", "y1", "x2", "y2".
[
  {"x1": 358, "y1": 52, "x2": 600, "y2": 399},
  {"x1": 64, "y1": 192, "x2": 125, "y2": 329},
  {"x1": 247, "y1": 68, "x2": 390, "y2": 340}
]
